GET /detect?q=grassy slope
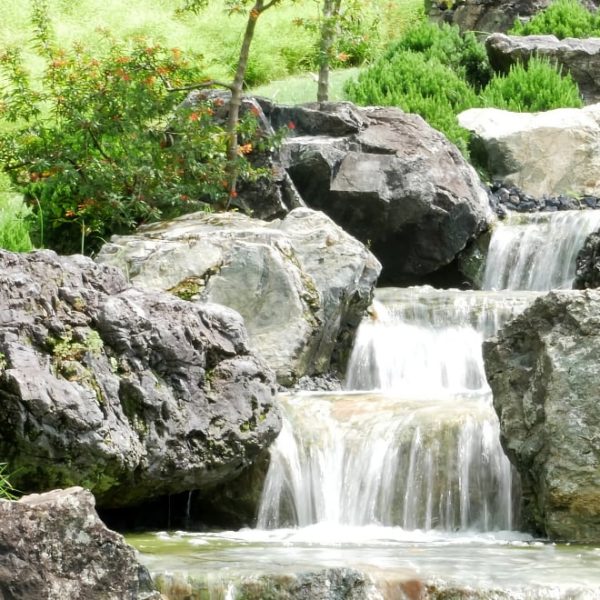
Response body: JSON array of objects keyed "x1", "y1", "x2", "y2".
[{"x1": 0, "y1": 0, "x2": 423, "y2": 97}]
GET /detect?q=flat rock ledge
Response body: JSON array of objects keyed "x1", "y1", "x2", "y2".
[{"x1": 0, "y1": 487, "x2": 161, "y2": 600}]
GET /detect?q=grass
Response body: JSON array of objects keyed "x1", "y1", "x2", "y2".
[
  {"x1": 0, "y1": 173, "x2": 34, "y2": 252},
  {"x1": 0, "y1": 0, "x2": 424, "y2": 90},
  {"x1": 252, "y1": 68, "x2": 360, "y2": 104}
]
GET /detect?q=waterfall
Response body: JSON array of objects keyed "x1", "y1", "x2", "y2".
[
  {"x1": 482, "y1": 211, "x2": 600, "y2": 291},
  {"x1": 257, "y1": 393, "x2": 516, "y2": 531},
  {"x1": 345, "y1": 288, "x2": 538, "y2": 394},
  {"x1": 257, "y1": 209, "x2": 600, "y2": 535}
]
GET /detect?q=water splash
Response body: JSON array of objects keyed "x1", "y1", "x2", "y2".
[
  {"x1": 483, "y1": 211, "x2": 600, "y2": 291},
  {"x1": 257, "y1": 392, "x2": 518, "y2": 532}
]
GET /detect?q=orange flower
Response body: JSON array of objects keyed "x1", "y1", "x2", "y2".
[
  {"x1": 65, "y1": 209, "x2": 76, "y2": 218},
  {"x1": 337, "y1": 51, "x2": 350, "y2": 62},
  {"x1": 229, "y1": 190, "x2": 238, "y2": 198},
  {"x1": 189, "y1": 112, "x2": 200, "y2": 122},
  {"x1": 287, "y1": 121, "x2": 296, "y2": 130},
  {"x1": 238, "y1": 142, "x2": 253, "y2": 155}
]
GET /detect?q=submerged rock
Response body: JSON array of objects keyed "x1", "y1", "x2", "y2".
[
  {"x1": 0, "y1": 487, "x2": 160, "y2": 600},
  {"x1": 0, "y1": 250, "x2": 279, "y2": 507},
  {"x1": 459, "y1": 104, "x2": 600, "y2": 198},
  {"x1": 96, "y1": 208, "x2": 380, "y2": 385},
  {"x1": 275, "y1": 103, "x2": 491, "y2": 284},
  {"x1": 484, "y1": 290, "x2": 600, "y2": 542}
]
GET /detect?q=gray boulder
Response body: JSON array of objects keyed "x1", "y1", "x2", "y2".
[
  {"x1": 428, "y1": 0, "x2": 553, "y2": 35},
  {"x1": 487, "y1": 33, "x2": 600, "y2": 104},
  {"x1": 0, "y1": 250, "x2": 279, "y2": 507},
  {"x1": 0, "y1": 487, "x2": 160, "y2": 600},
  {"x1": 459, "y1": 103, "x2": 600, "y2": 198},
  {"x1": 575, "y1": 229, "x2": 600, "y2": 288},
  {"x1": 275, "y1": 103, "x2": 491, "y2": 283},
  {"x1": 96, "y1": 208, "x2": 381, "y2": 385},
  {"x1": 484, "y1": 290, "x2": 600, "y2": 541}
]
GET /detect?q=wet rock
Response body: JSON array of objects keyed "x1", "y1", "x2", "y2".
[
  {"x1": 0, "y1": 250, "x2": 279, "y2": 507},
  {"x1": 0, "y1": 487, "x2": 161, "y2": 600},
  {"x1": 96, "y1": 208, "x2": 380, "y2": 385},
  {"x1": 574, "y1": 229, "x2": 600, "y2": 288},
  {"x1": 484, "y1": 290, "x2": 600, "y2": 541},
  {"x1": 277, "y1": 103, "x2": 491, "y2": 283},
  {"x1": 487, "y1": 33, "x2": 600, "y2": 104},
  {"x1": 460, "y1": 104, "x2": 600, "y2": 198}
]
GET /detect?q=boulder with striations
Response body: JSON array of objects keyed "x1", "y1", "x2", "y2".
[
  {"x1": 96, "y1": 207, "x2": 381, "y2": 385},
  {"x1": 0, "y1": 250, "x2": 279, "y2": 507}
]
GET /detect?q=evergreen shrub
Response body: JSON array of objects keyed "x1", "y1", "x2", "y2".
[
  {"x1": 480, "y1": 57, "x2": 583, "y2": 111},
  {"x1": 510, "y1": 0, "x2": 600, "y2": 38}
]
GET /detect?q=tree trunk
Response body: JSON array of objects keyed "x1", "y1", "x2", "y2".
[{"x1": 317, "y1": 0, "x2": 342, "y2": 103}]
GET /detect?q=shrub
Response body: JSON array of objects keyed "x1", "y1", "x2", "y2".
[
  {"x1": 510, "y1": 0, "x2": 600, "y2": 38},
  {"x1": 386, "y1": 21, "x2": 493, "y2": 90},
  {"x1": 480, "y1": 57, "x2": 583, "y2": 111},
  {"x1": 345, "y1": 47, "x2": 479, "y2": 153},
  {"x1": 0, "y1": 4, "x2": 266, "y2": 255},
  {"x1": 0, "y1": 173, "x2": 33, "y2": 252},
  {"x1": 0, "y1": 463, "x2": 17, "y2": 500}
]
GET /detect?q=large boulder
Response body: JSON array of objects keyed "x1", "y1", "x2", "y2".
[
  {"x1": 459, "y1": 103, "x2": 600, "y2": 198},
  {"x1": 486, "y1": 33, "x2": 600, "y2": 104},
  {"x1": 96, "y1": 208, "x2": 381, "y2": 385},
  {"x1": 268, "y1": 102, "x2": 491, "y2": 284},
  {"x1": 0, "y1": 487, "x2": 160, "y2": 600},
  {"x1": 0, "y1": 250, "x2": 279, "y2": 507},
  {"x1": 484, "y1": 290, "x2": 600, "y2": 542},
  {"x1": 575, "y1": 229, "x2": 600, "y2": 288}
]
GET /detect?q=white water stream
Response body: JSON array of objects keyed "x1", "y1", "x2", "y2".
[{"x1": 133, "y1": 210, "x2": 600, "y2": 598}]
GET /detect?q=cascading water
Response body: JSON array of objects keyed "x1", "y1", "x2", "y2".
[
  {"x1": 133, "y1": 209, "x2": 600, "y2": 598},
  {"x1": 256, "y1": 210, "x2": 600, "y2": 535},
  {"x1": 483, "y1": 210, "x2": 600, "y2": 290}
]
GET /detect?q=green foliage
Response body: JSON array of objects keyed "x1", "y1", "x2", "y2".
[
  {"x1": 0, "y1": 3, "x2": 266, "y2": 254},
  {"x1": 387, "y1": 21, "x2": 493, "y2": 90},
  {"x1": 345, "y1": 23, "x2": 478, "y2": 152},
  {"x1": 510, "y1": 0, "x2": 600, "y2": 38},
  {"x1": 0, "y1": 173, "x2": 34, "y2": 252},
  {"x1": 345, "y1": 21, "x2": 583, "y2": 155},
  {"x1": 480, "y1": 57, "x2": 583, "y2": 111},
  {"x1": 0, "y1": 463, "x2": 17, "y2": 500}
]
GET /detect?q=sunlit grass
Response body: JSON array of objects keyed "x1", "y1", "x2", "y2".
[
  {"x1": 252, "y1": 67, "x2": 360, "y2": 104},
  {"x1": 0, "y1": 0, "x2": 424, "y2": 85},
  {"x1": 0, "y1": 173, "x2": 34, "y2": 253}
]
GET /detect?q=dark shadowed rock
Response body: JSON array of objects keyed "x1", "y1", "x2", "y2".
[
  {"x1": 487, "y1": 33, "x2": 600, "y2": 104},
  {"x1": 0, "y1": 487, "x2": 160, "y2": 600},
  {"x1": 428, "y1": 0, "x2": 555, "y2": 35},
  {"x1": 484, "y1": 290, "x2": 600, "y2": 541},
  {"x1": 275, "y1": 103, "x2": 491, "y2": 284},
  {"x1": 0, "y1": 250, "x2": 279, "y2": 507},
  {"x1": 575, "y1": 229, "x2": 600, "y2": 288}
]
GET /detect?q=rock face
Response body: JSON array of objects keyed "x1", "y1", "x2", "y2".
[
  {"x1": 484, "y1": 290, "x2": 600, "y2": 541},
  {"x1": 0, "y1": 487, "x2": 160, "y2": 600},
  {"x1": 459, "y1": 103, "x2": 600, "y2": 198},
  {"x1": 0, "y1": 250, "x2": 279, "y2": 507},
  {"x1": 428, "y1": 0, "x2": 553, "y2": 35},
  {"x1": 96, "y1": 208, "x2": 381, "y2": 385},
  {"x1": 267, "y1": 102, "x2": 491, "y2": 284},
  {"x1": 486, "y1": 33, "x2": 600, "y2": 104},
  {"x1": 575, "y1": 229, "x2": 600, "y2": 288}
]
